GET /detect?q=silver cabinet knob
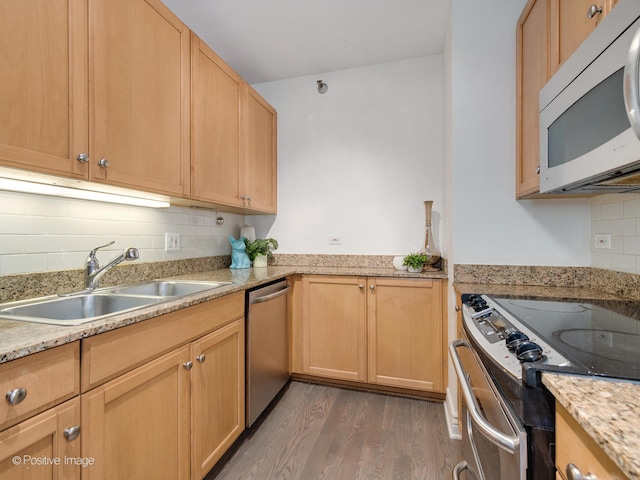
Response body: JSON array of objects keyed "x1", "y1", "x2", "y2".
[
  {"x1": 5, "y1": 388, "x2": 27, "y2": 405},
  {"x1": 587, "y1": 4, "x2": 603, "y2": 18},
  {"x1": 76, "y1": 153, "x2": 89, "y2": 164},
  {"x1": 455, "y1": 305, "x2": 461, "y2": 312},
  {"x1": 196, "y1": 354, "x2": 206, "y2": 363},
  {"x1": 98, "y1": 158, "x2": 109, "y2": 168},
  {"x1": 182, "y1": 361, "x2": 193, "y2": 370},
  {"x1": 566, "y1": 463, "x2": 598, "y2": 480},
  {"x1": 358, "y1": 284, "x2": 364, "y2": 289},
  {"x1": 64, "y1": 425, "x2": 81, "y2": 442},
  {"x1": 536, "y1": 166, "x2": 540, "y2": 174},
  {"x1": 370, "y1": 285, "x2": 375, "y2": 290}
]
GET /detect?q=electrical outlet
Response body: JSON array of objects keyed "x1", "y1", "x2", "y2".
[
  {"x1": 329, "y1": 236, "x2": 342, "y2": 245},
  {"x1": 165, "y1": 233, "x2": 180, "y2": 251},
  {"x1": 594, "y1": 234, "x2": 611, "y2": 249}
]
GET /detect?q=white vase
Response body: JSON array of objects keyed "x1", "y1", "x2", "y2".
[
  {"x1": 253, "y1": 254, "x2": 268, "y2": 268},
  {"x1": 407, "y1": 265, "x2": 424, "y2": 273}
]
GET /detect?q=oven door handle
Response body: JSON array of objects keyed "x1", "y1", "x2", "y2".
[{"x1": 449, "y1": 339, "x2": 520, "y2": 455}]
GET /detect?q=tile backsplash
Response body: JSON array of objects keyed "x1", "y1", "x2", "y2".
[
  {"x1": 591, "y1": 193, "x2": 640, "y2": 274},
  {"x1": 0, "y1": 191, "x2": 245, "y2": 275}
]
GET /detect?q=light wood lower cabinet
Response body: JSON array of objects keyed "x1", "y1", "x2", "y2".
[
  {"x1": 555, "y1": 401, "x2": 626, "y2": 480},
  {"x1": 298, "y1": 275, "x2": 445, "y2": 394},
  {"x1": 0, "y1": 397, "x2": 82, "y2": 480}
]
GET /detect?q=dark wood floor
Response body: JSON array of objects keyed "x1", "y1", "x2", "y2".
[{"x1": 208, "y1": 381, "x2": 462, "y2": 480}]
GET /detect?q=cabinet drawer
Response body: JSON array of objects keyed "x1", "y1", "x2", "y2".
[
  {"x1": 0, "y1": 342, "x2": 80, "y2": 431},
  {"x1": 81, "y1": 292, "x2": 244, "y2": 391}
]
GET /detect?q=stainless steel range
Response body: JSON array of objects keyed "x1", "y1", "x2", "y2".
[{"x1": 450, "y1": 293, "x2": 640, "y2": 480}]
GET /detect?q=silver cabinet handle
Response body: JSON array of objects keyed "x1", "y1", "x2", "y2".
[
  {"x1": 5, "y1": 388, "x2": 27, "y2": 405},
  {"x1": 566, "y1": 463, "x2": 598, "y2": 480},
  {"x1": 449, "y1": 340, "x2": 520, "y2": 454},
  {"x1": 586, "y1": 4, "x2": 603, "y2": 18},
  {"x1": 250, "y1": 286, "x2": 290, "y2": 304},
  {"x1": 536, "y1": 166, "x2": 540, "y2": 174},
  {"x1": 98, "y1": 158, "x2": 109, "y2": 168},
  {"x1": 358, "y1": 284, "x2": 364, "y2": 289},
  {"x1": 196, "y1": 354, "x2": 206, "y2": 363},
  {"x1": 64, "y1": 425, "x2": 81, "y2": 442},
  {"x1": 455, "y1": 305, "x2": 461, "y2": 312},
  {"x1": 183, "y1": 361, "x2": 193, "y2": 370},
  {"x1": 76, "y1": 153, "x2": 89, "y2": 163},
  {"x1": 624, "y1": 25, "x2": 640, "y2": 140},
  {"x1": 370, "y1": 284, "x2": 375, "y2": 290}
]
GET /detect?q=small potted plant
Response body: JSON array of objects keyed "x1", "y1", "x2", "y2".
[
  {"x1": 403, "y1": 252, "x2": 429, "y2": 273},
  {"x1": 244, "y1": 238, "x2": 279, "y2": 267}
]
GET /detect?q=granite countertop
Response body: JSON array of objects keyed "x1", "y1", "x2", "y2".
[
  {"x1": 0, "y1": 265, "x2": 446, "y2": 363},
  {"x1": 543, "y1": 373, "x2": 640, "y2": 479}
]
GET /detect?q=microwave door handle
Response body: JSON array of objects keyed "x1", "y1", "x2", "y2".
[
  {"x1": 449, "y1": 340, "x2": 520, "y2": 455},
  {"x1": 624, "y1": 25, "x2": 640, "y2": 140}
]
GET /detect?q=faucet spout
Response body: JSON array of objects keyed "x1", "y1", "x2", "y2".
[{"x1": 84, "y1": 244, "x2": 140, "y2": 291}]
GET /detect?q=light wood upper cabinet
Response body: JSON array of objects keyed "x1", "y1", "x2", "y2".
[
  {"x1": 191, "y1": 34, "x2": 244, "y2": 208},
  {"x1": 0, "y1": 0, "x2": 88, "y2": 179},
  {"x1": 89, "y1": 0, "x2": 191, "y2": 197},
  {"x1": 244, "y1": 87, "x2": 277, "y2": 213},
  {"x1": 550, "y1": 0, "x2": 618, "y2": 74},
  {"x1": 368, "y1": 278, "x2": 444, "y2": 392},
  {"x1": 516, "y1": 0, "x2": 619, "y2": 199},
  {"x1": 191, "y1": 34, "x2": 277, "y2": 213},
  {"x1": 516, "y1": 0, "x2": 549, "y2": 199}
]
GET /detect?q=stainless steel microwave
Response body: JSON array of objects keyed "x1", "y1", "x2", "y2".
[{"x1": 539, "y1": 0, "x2": 640, "y2": 194}]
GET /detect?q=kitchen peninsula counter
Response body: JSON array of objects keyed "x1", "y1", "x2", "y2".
[
  {"x1": 543, "y1": 373, "x2": 640, "y2": 480},
  {"x1": 0, "y1": 265, "x2": 447, "y2": 363}
]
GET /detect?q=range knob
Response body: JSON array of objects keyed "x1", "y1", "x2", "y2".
[
  {"x1": 516, "y1": 342, "x2": 543, "y2": 362},
  {"x1": 506, "y1": 331, "x2": 529, "y2": 351}
]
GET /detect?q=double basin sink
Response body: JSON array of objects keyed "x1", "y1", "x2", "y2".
[{"x1": 0, "y1": 280, "x2": 232, "y2": 326}]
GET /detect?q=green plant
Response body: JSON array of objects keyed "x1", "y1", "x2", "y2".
[
  {"x1": 244, "y1": 238, "x2": 279, "y2": 262},
  {"x1": 402, "y1": 252, "x2": 429, "y2": 270}
]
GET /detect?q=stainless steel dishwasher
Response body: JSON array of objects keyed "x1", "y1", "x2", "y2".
[{"x1": 246, "y1": 279, "x2": 290, "y2": 427}]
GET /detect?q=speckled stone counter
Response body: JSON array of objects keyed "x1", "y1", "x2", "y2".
[
  {"x1": 0, "y1": 265, "x2": 446, "y2": 364},
  {"x1": 543, "y1": 373, "x2": 640, "y2": 479}
]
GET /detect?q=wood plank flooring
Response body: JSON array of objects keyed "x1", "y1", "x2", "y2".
[{"x1": 207, "y1": 381, "x2": 462, "y2": 480}]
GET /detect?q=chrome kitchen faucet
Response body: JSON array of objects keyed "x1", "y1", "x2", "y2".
[{"x1": 84, "y1": 241, "x2": 139, "y2": 291}]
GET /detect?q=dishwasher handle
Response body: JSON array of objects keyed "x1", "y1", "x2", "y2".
[{"x1": 250, "y1": 285, "x2": 290, "y2": 304}]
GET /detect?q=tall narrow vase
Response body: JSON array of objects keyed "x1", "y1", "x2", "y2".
[{"x1": 420, "y1": 201, "x2": 441, "y2": 266}]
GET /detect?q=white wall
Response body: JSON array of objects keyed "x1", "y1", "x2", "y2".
[
  {"x1": 248, "y1": 57, "x2": 444, "y2": 256},
  {"x1": 450, "y1": 0, "x2": 591, "y2": 267},
  {"x1": 0, "y1": 191, "x2": 245, "y2": 275}
]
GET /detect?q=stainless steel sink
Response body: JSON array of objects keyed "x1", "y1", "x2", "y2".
[
  {"x1": 0, "y1": 294, "x2": 163, "y2": 326},
  {"x1": 0, "y1": 280, "x2": 232, "y2": 326},
  {"x1": 107, "y1": 280, "x2": 231, "y2": 297}
]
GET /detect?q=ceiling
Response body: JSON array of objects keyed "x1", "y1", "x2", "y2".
[{"x1": 162, "y1": 0, "x2": 451, "y2": 85}]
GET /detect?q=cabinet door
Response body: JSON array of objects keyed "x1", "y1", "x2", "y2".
[
  {"x1": 81, "y1": 346, "x2": 191, "y2": 480},
  {"x1": 516, "y1": 0, "x2": 549, "y2": 198},
  {"x1": 0, "y1": 0, "x2": 88, "y2": 179},
  {"x1": 303, "y1": 276, "x2": 367, "y2": 381},
  {"x1": 550, "y1": 0, "x2": 617, "y2": 73},
  {"x1": 191, "y1": 320, "x2": 245, "y2": 480},
  {"x1": 368, "y1": 278, "x2": 444, "y2": 393},
  {"x1": 0, "y1": 397, "x2": 81, "y2": 480},
  {"x1": 191, "y1": 34, "x2": 244, "y2": 208},
  {"x1": 89, "y1": 0, "x2": 190, "y2": 196},
  {"x1": 244, "y1": 86, "x2": 277, "y2": 213}
]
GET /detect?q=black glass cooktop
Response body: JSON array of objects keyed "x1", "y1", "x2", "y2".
[{"x1": 492, "y1": 296, "x2": 640, "y2": 381}]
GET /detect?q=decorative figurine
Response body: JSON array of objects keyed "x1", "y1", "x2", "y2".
[{"x1": 229, "y1": 235, "x2": 251, "y2": 269}]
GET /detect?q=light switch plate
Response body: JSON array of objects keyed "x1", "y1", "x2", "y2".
[{"x1": 165, "y1": 233, "x2": 180, "y2": 251}]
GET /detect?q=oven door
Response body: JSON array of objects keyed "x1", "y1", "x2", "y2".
[{"x1": 450, "y1": 338, "x2": 527, "y2": 480}]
